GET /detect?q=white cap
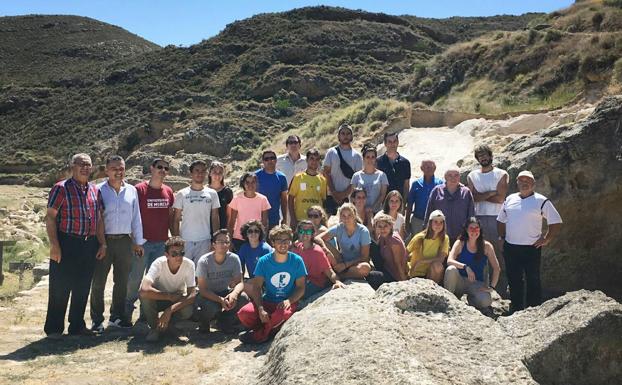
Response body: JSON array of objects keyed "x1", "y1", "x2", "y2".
[
  {"x1": 517, "y1": 170, "x2": 535, "y2": 180},
  {"x1": 428, "y1": 209, "x2": 446, "y2": 221}
]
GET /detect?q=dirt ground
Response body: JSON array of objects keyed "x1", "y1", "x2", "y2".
[{"x1": 0, "y1": 273, "x2": 268, "y2": 385}]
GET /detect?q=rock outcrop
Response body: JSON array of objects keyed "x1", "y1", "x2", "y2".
[
  {"x1": 256, "y1": 280, "x2": 621, "y2": 385},
  {"x1": 493, "y1": 96, "x2": 622, "y2": 301}
]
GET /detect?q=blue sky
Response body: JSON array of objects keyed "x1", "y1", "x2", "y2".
[{"x1": 1, "y1": 1, "x2": 574, "y2": 46}]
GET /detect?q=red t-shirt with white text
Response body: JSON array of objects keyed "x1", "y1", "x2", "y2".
[{"x1": 135, "y1": 181, "x2": 175, "y2": 242}]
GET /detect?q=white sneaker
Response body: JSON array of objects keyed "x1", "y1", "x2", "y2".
[{"x1": 146, "y1": 329, "x2": 160, "y2": 342}]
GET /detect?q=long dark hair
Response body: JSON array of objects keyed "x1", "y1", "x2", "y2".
[{"x1": 460, "y1": 217, "x2": 485, "y2": 262}]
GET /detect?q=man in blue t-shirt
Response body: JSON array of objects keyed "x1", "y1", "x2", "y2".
[
  {"x1": 256, "y1": 150, "x2": 289, "y2": 229},
  {"x1": 406, "y1": 160, "x2": 444, "y2": 235},
  {"x1": 237, "y1": 225, "x2": 307, "y2": 343}
]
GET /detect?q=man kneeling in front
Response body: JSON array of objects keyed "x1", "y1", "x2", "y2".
[
  {"x1": 139, "y1": 236, "x2": 196, "y2": 342},
  {"x1": 237, "y1": 224, "x2": 307, "y2": 344}
]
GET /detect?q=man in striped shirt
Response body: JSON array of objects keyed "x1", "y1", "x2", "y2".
[{"x1": 44, "y1": 153, "x2": 106, "y2": 338}]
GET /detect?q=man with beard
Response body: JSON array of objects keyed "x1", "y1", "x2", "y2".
[
  {"x1": 467, "y1": 145, "x2": 509, "y2": 295},
  {"x1": 172, "y1": 160, "x2": 220, "y2": 264},
  {"x1": 322, "y1": 124, "x2": 363, "y2": 215}
]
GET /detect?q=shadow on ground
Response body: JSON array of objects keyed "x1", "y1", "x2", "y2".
[{"x1": 0, "y1": 324, "x2": 271, "y2": 361}]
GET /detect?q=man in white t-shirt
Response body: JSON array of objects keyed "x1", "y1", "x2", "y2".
[
  {"x1": 467, "y1": 144, "x2": 509, "y2": 295},
  {"x1": 172, "y1": 160, "x2": 221, "y2": 264},
  {"x1": 139, "y1": 236, "x2": 196, "y2": 342},
  {"x1": 322, "y1": 124, "x2": 363, "y2": 215},
  {"x1": 497, "y1": 171, "x2": 562, "y2": 313}
]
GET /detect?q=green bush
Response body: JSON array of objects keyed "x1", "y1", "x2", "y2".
[{"x1": 544, "y1": 29, "x2": 563, "y2": 43}]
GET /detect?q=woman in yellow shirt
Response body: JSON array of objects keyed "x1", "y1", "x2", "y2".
[{"x1": 406, "y1": 210, "x2": 449, "y2": 283}]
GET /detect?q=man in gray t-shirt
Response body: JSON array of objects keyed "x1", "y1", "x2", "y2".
[
  {"x1": 193, "y1": 230, "x2": 249, "y2": 333},
  {"x1": 322, "y1": 124, "x2": 363, "y2": 214}
]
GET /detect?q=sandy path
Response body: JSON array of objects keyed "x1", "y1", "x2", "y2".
[
  {"x1": 396, "y1": 126, "x2": 474, "y2": 180},
  {"x1": 0, "y1": 274, "x2": 267, "y2": 385}
]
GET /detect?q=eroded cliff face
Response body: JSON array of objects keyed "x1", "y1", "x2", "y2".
[
  {"x1": 257, "y1": 280, "x2": 621, "y2": 385},
  {"x1": 495, "y1": 96, "x2": 622, "y2": 301}
]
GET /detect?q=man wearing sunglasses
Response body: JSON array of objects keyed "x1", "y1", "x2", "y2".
[
  {"x1": 126, "y1": 158, "x2": 176, "y2": 325},
  {"x1": 256, "y1": 150, "x2": 288, "y2": 229},
  {"x1": 139, "y1": 236, "x2": 196, "y2": 342}
]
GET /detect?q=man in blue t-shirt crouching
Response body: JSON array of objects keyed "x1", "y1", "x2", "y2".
[{"x1": 237, "y1": 224, "x2": 307, "y2": 344}]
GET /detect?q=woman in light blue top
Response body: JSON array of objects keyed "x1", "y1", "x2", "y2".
[{"x1": 317, "y1": 202, "x2": 371, "y2": 280}]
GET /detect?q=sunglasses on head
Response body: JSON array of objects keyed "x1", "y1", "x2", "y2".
[
  {"x1": 155, "y1": 165, "x2": 169, "y2": 171},
  {"x1": 298, "y1": 229, "x2": 314, "y2": 235}
]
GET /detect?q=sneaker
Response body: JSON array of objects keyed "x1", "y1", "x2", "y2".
[
  {"x1": 108, "y1": 318, "x2": 133, "y2": 329},
  {"x1": 91, "y1": 322, "x2": 105, "y2": 334},
  {"x1": 238, "y1": 330, "x2": 259, "y2": 344},
  {"x1": 146, "y1": 329, "x2": 160, "y2": 342}
]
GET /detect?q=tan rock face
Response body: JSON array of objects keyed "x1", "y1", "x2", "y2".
[
  {"x1": 494, "y1": 96, "x2": 622, "y2": 301},
  {"x1": 258, "y1": 280, "x2": 621, "y2": 385}
]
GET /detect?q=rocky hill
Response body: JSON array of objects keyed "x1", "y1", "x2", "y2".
[
  {"x1": 1, "y1": 2, "x2": 621, "y2": 185},
  {"x1": 0, "y1": 15, "x2": 160, "y2": 85},
  {"x1": 0, "y1": 7, "x2": 541, "y2": 184}
]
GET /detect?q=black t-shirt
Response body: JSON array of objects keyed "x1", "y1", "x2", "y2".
[
  {"x1": 216, "y1": 186, "x2": 233, "y2": 230},
  {"x1": 377, "y1": 153, "x2": 411, "y2": 198}
]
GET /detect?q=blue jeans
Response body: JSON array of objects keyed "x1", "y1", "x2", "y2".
[{"x1": 125, "y1": 241, "x2": 165, "y2": 321}]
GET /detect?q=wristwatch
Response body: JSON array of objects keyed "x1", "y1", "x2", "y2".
[{"x1": 497, "y1": 235, "x2": 505, "y2": 241}]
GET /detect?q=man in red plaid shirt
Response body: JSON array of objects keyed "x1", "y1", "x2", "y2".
[{"x1": 44, "y1": 153, "x2": 107, "y2": 338}]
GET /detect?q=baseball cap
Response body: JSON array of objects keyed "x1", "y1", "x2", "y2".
[
  {"x1": 429, "y1": 210, "x2": 446, "y2": 221},
  {"x1": 517, "y1": 170, "x2": 535, "y2": 180}
]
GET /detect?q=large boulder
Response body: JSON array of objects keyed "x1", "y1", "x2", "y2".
[
  {"x1": 257, "y1": 280, "x2": 534, "y2": 385},
  {"x1": 499, "y1": 290, "x2": 622, "y2": 385},
  {"x1": 256, "y1": 280, "x2": 621, "y2": 385},
  {"x1": 495, "y1": 96, "x2": 622, "y2": 301}
]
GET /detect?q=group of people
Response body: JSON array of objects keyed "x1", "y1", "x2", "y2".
[{"x1": 44, "y1": 124, "x2": 562, "y2": 344}]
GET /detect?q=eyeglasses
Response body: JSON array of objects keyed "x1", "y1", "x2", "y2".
[
  {"x1": 273, "y1": 238, "x2": 291, "y2": 244},
  {"x1": 155, "y1": 165, "x2": 170, "y2": 171},
  {"x1": 74, "y1": 162, "x2": 92, "y2": 168},
  {"x1": 247, "y1": 229, "x2": 261, "y2": 234},
  {"x1": 263, "y1": 156, "x2": 277, "y2": 161},
  {"x1": 170, "y1": 251, "x2": 185, "y2": 257},
  {"x1": 286, "y1": 141, "x2": 299, "y2": 145},
  {"x1": 298, "y1": 229, "x2": 314, "y2": 236},
  {"x1": 308, "y1": 213, "x2": 321, "y2": 219}
]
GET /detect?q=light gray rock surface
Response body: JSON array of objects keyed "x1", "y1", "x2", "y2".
[
  {"x1": 493, "y1": 96, "x2": 622, "y2": 301},
  {"x1": 256, "y1": 280, "x2": 621, "y2": 385}
]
